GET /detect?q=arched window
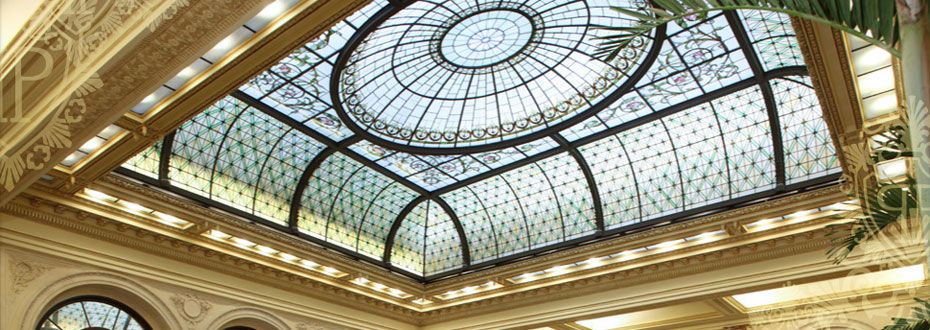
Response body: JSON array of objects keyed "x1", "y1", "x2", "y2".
[{"x1": 37, "y1": 296, "x2": 151, "y2": 330}]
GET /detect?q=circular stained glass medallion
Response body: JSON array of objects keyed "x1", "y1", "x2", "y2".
[{"x1": 335, "y1": 0, "x2": 657, "y2": 152}]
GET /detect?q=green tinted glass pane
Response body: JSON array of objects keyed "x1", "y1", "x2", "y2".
[
  {"x1": 739, "y1": 10, "x2": 803, "y2": 71},
  {"x1": 773, "y1": 77, "x2": 841, "y2": 183},
  {"x1": 122, "y1": 140, "x2": 161, "y2": 179}
]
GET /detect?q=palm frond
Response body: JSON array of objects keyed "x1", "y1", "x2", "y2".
[
  {"x1": 884, "y1": 298, "x2": 930, "y2": 330},
  {"x1": 826, "y1": 180, "x2": 917, "y2": 263},
  {"x1": 872, "y1": 125, "x2": 914, "y2": 162},
  {"x1": 596, "y1": 0, "x2": 901, "y2": 61}
]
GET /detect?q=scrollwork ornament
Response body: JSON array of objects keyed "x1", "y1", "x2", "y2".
[
  {"x1": 170, "y1": 293, "x2": 212, "y2": 329},
  {"x1": 0, "y1": 0, "x2": 190, "y2": 192},
  {"x1": 10, "y1": 260, "x2": 52, "y2": 294},
  {"x1": 746, "y1": 265, "x2": 921, "y2": 329},
  {"x1": 906, "y1": 95, "x2": 930, "y2": 183}
]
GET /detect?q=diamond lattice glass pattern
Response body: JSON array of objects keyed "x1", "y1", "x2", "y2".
[
  {"x1": 39, "y1": 300, "x2": 145, "y2": 330},
  {"x1": 120, "y1": 2, "x2": 841, "y2": 279}
]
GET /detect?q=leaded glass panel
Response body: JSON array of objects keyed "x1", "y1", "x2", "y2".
[
  {"x1": 358, "y1": 183, "x2": 418, "y2": 258},
  {"x1": 122, "y1": 140, "x2": 161, "y2": 179},
  {"x1": 772, "y1": 76, "x2": 841, "y2": 183},
  {"x1": 39, "y1": 299, "x2": 146, "y2": 330},
  {"x1": 117, "y1": 1, "x2": 843, "y2": 280},
  {"x1": 740, "y1": 10, "x2": 804, "y2": 71},
  {"x1": 297, "y1": 153, "x2": 363, "y2": 238}
]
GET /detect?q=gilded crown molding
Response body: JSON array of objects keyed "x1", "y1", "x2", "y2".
[
  {"x1": 0, "y1": 0, "x2": 70, "y2": 78},
  {"x1": 0, "y1": 0, "x2": 188, "y2": 198},
  {"x1": 417, "y1": 228, "x2": 837, "y2": 324},
  {"x1": 0, "y1": 0, "x2": 274, "y2": 205},
  {"x1": 52, "y1": 0, "x2": 372, "y2": 195},
  {"x1": 95, "y1": 173, "x2": 418, "y2": 288},
  {"x1": 792, "y1": 17, "x2": 861, "y2": 174},
  {"x1": 0, "y1": 193, "x2": 423, "y2": 323},
  {"x1": 1, "y1": 177, "x2": 854, "y2": 324},
  {"x1": 94, "y1": 171, "x2": 848, "y2": 299}
]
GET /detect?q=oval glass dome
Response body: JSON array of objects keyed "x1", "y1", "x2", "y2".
[{"x1": 334, "y1": 0, "x2": 658, "y2": 152}]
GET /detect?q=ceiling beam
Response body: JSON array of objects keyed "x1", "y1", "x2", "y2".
[
  {"x1": 553, "y1": 134, "x2": 604, "y2": 233},
  {"x1": 42, "y1": 0, "x2": 373, "y2": 196},
  {"x1": 288, "y1": 146, "x2": 341, "y2": 231},
  {"x1": 434, "y1": 195, "x2": 472, "y2": 268},
  {"x1": 0, "y1": 0, "x2": 271, "y2": 205},
  {"x1": 725, "y1": 11, "x2": 787, "y2": 189},
  {"x1": 383, "y1": 195, "x2": 428, "y2": 266}
]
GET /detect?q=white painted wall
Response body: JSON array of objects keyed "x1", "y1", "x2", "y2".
[{"x1": 0, "y1": 0, "x2": 43, "y2": 52}]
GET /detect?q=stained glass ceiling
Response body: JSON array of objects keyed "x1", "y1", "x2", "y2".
[{"x1": 121, "y1": 0, "x2": 841, "y2": 281}]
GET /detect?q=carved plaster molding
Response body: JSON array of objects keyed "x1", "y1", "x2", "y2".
[
  {"x1": 171, "y1": 293, "x2": 213, "y2": 329},
  {"x1": 1, "y1": 183, "x2": 851, "y2": 324},
  {"x1": 0, "y1": 192, "x2": 421, "y2": 323},
  {"x1": 416, "y1": 228, "x2": 836, "y2": 324},
  {"x1": 10, "y1": 258, "x2": 52, "y2": 295},
  {"x1": 0, "y1": 0, "x2": 190, "y2": 200},
  {"x1": 296, "y1": 321, "x2": 349, "y2": 330},
  {"x1": 792, "y1": 18, "x2": 860, "y2": 175},
  {"x1": 97, "y1": 173, "x2": 416, "y2": 286},
  {"x1": 56, "y1": 0, "x2": 372, "y2": 194}
]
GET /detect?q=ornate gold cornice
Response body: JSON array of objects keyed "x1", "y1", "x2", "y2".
[
  {"x1": 793, "y1": 17, "x2": 862, "y2": 175},
  {"x1": 47, "y1": 0, "x2": 371, "y2": 195},
  {"x1": 0, "y1": 6, "x2": 879, "y2": 326},
  {"x1": 0, "y1": 0, "x2": 273, "y2": 205},
  {"x1": 1, "y1": 191, "x2": 423, "y2": 323},
  {"x1": 418, "y1": 227, "x2": 837, "y2": 324},
  {"x1": 1, "y1": 0, "x2": 185, "y2": 198},
  {"x1": 0, "y1": 0, "x2": 70, "y2": 78},
  {"x1": 1, "y1": 172, "x2": 856, "y2": 324},
  {"x1": 94, "y1": 171, "x2": 420, "y2": 289}
]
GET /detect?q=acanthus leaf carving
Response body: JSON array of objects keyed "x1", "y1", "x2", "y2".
[{"x1": 11, "y1": 260, "x2": 52, "y2": 294}]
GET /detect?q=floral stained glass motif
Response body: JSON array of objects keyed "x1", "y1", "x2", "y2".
[
  {"x1": 336, "y1": 0, "x2": 657, "y2": 149},
  {"x1": 119, "y1": 1, "x2": 842, "y2": 279},
  {"x1": 561, "y1": 12, "x2": 755, "y2": 142},
  {"x1": 238, "y1": 0, "x2": 391, "y2": 142}
]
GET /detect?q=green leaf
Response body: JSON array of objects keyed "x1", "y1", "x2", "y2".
[
  {"x1": 878, "y1": 0, "x2": 896, "y2": 43},
  {"x1": 826, "y1": 180, "x2": 918, "y2": 263},
  {"x1": 822, "y1": 0, "x2": 838, "y2": 20},
  {"x1": 838, "y1": 0, "x2": 852, "y2": 27},
  {"x1": 883, "y1": 298, "x2": 930, "y2": 330},
  {"x1": 596, "y1": 0, "x2": 901, "y2": 62},
  {"x1": 862, "y1": 0, "x2": 879, "y2": 36}
]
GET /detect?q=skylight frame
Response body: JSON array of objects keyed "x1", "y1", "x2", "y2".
[{"x1": 116, "y1": 2, "x2": 843, "y2": 282}]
